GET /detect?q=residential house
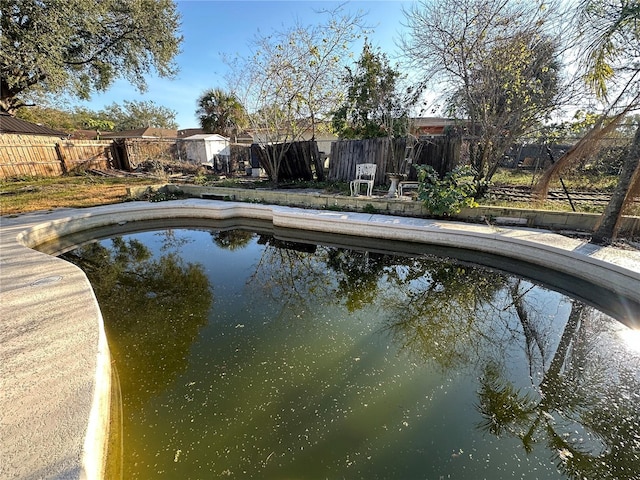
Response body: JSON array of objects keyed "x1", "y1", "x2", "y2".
[
  {"x1": 0, "y1": 112, "x2": 67, "y2": 138},
  {"x1": 410, "y1": 117, "x2": 458, "y2": 137},
  {"x1": 99, "y1": 127, "x2": 178, "y2": 140}
]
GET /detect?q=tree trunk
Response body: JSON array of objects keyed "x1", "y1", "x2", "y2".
[
  {"x1": 0, "y1": 94, "x2": 21, "y2": 116},
  {"x1": 591, "y1": 125, "x2": 640, "y2": 245}
]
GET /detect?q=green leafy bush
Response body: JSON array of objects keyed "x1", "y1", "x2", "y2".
[
  {"x1": 362, "y1": 203, "x2": 378, "y2": 214},
  {"x1": 416, "y1": 165, "x2": 479, "y2": 216}
]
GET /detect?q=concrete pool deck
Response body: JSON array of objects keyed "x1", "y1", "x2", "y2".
[{"x1": 1, "y1": 199, "x2": 639, "y2": 479}]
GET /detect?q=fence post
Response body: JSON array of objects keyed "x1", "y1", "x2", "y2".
[{"x1": 55, "y1": 143, "x2": 68, "y2": 174}]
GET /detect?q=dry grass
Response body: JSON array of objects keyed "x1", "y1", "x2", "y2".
[
  {"x1": 487, "y1": 168, "x2": 639, "y2": 215},
  {"x1": 490, "y1": 168, "x2": 620, "y2": 191},
  {"x1": 0, "y1": 175, "x2": 158, "y2": 216},
  {"x1": 0, "y1": 167, "x2": 630, "y2": 217}
]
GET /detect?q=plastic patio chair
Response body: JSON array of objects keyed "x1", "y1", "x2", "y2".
[{"x1": 350, "y1": 163, "x2": 377, "y2": 197}]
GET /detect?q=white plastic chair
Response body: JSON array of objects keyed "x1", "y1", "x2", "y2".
[{"x1": 350, "y1": 163, "x2": 377, "y2": 196}]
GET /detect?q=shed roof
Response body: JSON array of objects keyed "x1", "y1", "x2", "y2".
[
  {"x1": 180, "y1": 133, "x2": 229, "y2": 141},
  {"x1": 0, "y1": 112, "x2": 67, "y2": 137}
]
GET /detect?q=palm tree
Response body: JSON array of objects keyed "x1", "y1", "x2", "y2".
[{"x1": 196, "y1": 88, "x2": 248, "y2": 141}]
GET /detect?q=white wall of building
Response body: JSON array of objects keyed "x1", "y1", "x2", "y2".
[{"x1": 181, "y1": 134, "x2": 230, "y2": 167}]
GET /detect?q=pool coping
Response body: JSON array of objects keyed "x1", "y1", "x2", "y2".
[{"x1": 1, "y1": 199, "x2": 639, "y2": 479}]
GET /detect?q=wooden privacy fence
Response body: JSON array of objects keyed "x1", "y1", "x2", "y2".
[
  {"x1": 329, "y1": 136, "x2": 461, "y2": 184},
  {"x1": 252, "y1": 140, "x2": 324, "y2": 182},
  {"x1": 112, "y1": 138, "x2": 178, "y2": 170},
  {"x1": 58, "y1": 140, "x2": 115, "y2": 172},
  {"x1": 0, "y1": 135, "x2": 189, "y2": 178},
  {"x1": 413, "y1": 136, "x2": 461, "y2": 179},
  {"x1": 0, "y1": 135, "x2": 114, "y2": 178},
  {"x1": 329, "y1": 137, "x2": 399, "y2": 185},
  {"x1": 229, "y1": 144, "x2": 251, "y2": 174}
]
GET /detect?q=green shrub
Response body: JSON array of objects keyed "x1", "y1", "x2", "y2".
[
  {"x1": 362, "y1": 203, "x2": 378, "y2": 214},
  {"x1": 416, "y1": 165, "x2": 479, "y2": 216}
]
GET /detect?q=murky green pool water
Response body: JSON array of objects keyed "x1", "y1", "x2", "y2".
[{"x1": 62, "y1": 228, "x2": 640, "y2": 479}]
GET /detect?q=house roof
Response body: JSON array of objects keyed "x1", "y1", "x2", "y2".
[
  {"x1": 410, "y1": 117, "x2": 463, "y2": 136},
  {"x1": 411, "y1": 117, "x2": 458, "y2": 127},
  {"x1": 0, "y1": 112, "x2": 67, "y2": 137},
  {"x1": 100, "y1": 127, "x2": 178, "y2": 139},
  {"x1": 69, "y1": 129, "x2": 100, "y2": 140},
  {"x1": 177, "y1": 128, "x2": 205, "y2": 138}
]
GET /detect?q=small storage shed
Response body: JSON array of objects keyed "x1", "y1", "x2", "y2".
[{"x1": 180, "y1": 133, "x2": 230, "y2": 171}]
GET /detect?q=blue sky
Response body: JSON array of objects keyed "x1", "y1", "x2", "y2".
[{"x1": 75, "y1": 0, "x2": 412, "y2": 130}]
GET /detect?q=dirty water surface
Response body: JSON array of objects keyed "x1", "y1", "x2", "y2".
[{"x1": 60, "y1": 228, "x2": 640, "y2": 480}]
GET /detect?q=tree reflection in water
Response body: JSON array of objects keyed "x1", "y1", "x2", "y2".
[
  {"x1": 247, "y1": 234, "x2": 640, "y2": 479},
  {"x1": 62, "y1": 229, "x2": 639, "y2": 479},
  {"x1": 210, "y1": 229, "x2": 254, "y2": 251},
  {"x1": 382, "y1": 259, "x2": 640, "y2": 479},
  {"x1": 476, "y1": 299, "x2": 640, "y2": 479},
  {"x1": 61, "y1": 234, "x2": 213, "y2": 410},
  {"x1": 381, "y1": 259, "x2": 508, "y2": 370}
]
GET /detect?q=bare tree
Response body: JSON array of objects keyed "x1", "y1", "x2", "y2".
[
  {"x1": 399, "y1": 0, "x2": 565, "y2": 192},
  {"x1": 227, "y1": 6, "x2": 367, "y2": 183}
]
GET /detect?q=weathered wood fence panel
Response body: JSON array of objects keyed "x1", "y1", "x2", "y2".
[
  {"x1": 115, "y1": 138, "x2": 178, "y2": 170},
  {"x1": 56, "y1": 140, "x2": 113, "y2": 173},
  {"x1": 417, "y1": 136, "x2": 461, "y2": 177},
  {"x1": 0, "y1": 135, "x2": 113, "y2": 178},
  {"x1": 329, "y1": 137, "x2": 392, "y2": 184},
  {"x1": 285, "y1": 140, "x2": 323, "y2": 181},
  {"x1": 253, "y1": 140, "x2": 322, "y2": 182},
  {"x1": 0, "y1": 135, "x2": 64, "y2": 177},
  {"x1": 328, "y1": 137, "x2": 405, "y2": 184},
  {"x1": 329, "y1": 136, "x2": 461, "y2": 183},
  {"x1": 229, "y1": 144, "x2": 251, "y2": 174}
]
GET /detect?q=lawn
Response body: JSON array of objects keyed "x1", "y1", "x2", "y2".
[
  {"x1": 0, "y1": 174, "x2": 158, "y2": 216},
  {"x1": 490, "y1": 168, "x2": 620, "y2": 191},
  {"x1": 0, "y1": 168, "x2": 633, "y2": 217}
]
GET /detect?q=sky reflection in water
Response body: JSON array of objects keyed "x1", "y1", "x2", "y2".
[{"x1": 61, "y1": 228, "x2": 640, "y2": 480}]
